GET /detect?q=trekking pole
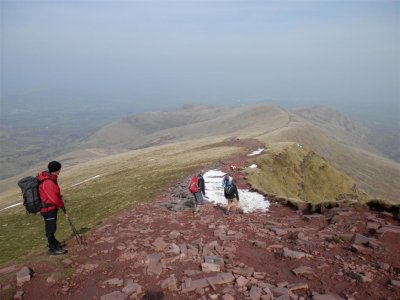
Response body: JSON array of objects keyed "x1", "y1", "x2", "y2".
[{"x1": 67, "y1": 217, "x2": 87, "y2": 246}]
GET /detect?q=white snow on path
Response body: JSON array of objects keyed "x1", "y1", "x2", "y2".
[
  {"x1": 248, "y1": 148, "x2": 264, "y2": 156},
  {"x1": 203, "y1": 169, "x2": 269, "y2": 213},
  {"x1": 70, "y1": 175, "x2": 101, "y2": 187},
  {"x1": 0, "y1": 202, "x2": 22, "y2": 211}
]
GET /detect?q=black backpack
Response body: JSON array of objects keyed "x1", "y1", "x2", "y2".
[
  {"x1": 224, "y1": 183, "x2": 235, "y2": 196},
  {"x1": 17, "y1": 176, "x2": 42, "y2": 214}
]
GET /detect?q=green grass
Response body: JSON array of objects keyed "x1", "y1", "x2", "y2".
[
  {"x1": 248, "y1": 142, "x2": 369, "y2": 203},
  {"x1": 0, "y1": 140, "x2": 239, "y2": 265}
]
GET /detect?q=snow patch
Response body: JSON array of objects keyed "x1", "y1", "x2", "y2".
[
  {"x1": 203, "y1": 169, "x2": 269, "y2": 213},
  {"x1": 248, "y1": 148, "x2": 264, "y2": 156},
  {"x1": 248, "y1": 164, "x2": 258, "y2": 169}
]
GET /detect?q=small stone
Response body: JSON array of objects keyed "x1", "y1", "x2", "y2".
[
  {"x1": 116, "y1": 245, "x2": 126, "y2": 251},
  {"x1": 16, "y1": 267, "x2": 32, "y2": 286},
  {"x1": 282, "y1": 248, "x2": 312, "y2": 259},
  {"x1": 123, "y1": 282, "x2": 142, "y2": 295},
  {"x1": 165, "y1": 243, "x2": 180, "y2": 255},
  {"x1": 292, "y1": 266, "x2": 316, "y2": 277},
  {"x1": 288, "y1": 283, "x2": 309, "y2": 291},
  {"x1": 222, "y1": 294, "x2": 235, "y2": 300},
  {"x1": 103, "y1": 278, "x2": 124, "y2": 286},
  {"x1": 249, "y1": 285, "x2": 263, "y2": 300},
  {"x1": 276, "y1": 281, "x2": 288, "y2": 288},
  {"x1": 202, "y1": 263, "x2": 221, "y2": 273},
  {"x1": 168, "y1": 231, "x2": 181, "y2": 239},
  {"x1": 312, "y1": 294, "x2": 344, "y2": 300},
  {"x1": 377, "y1": 262, "x2": 390, "y2": 271},
  {"x1": 271, "y1": 227, "x2": 288, "y2": 236},
  {"x1": 236, "y1": 276, "x2": 249, "y2": 287},
  {"x1": 184, "y1": 270, "x2": 202, "y2": 276},
  {"x1": 195, "y1": 288, "x2": 205, "y2": 295},
  {"x1": 46, "y1": 274, "x2": 57, "y2": 284},
  {"x1": 62, "y1": 258, "x2": 73, "y2": 265},
  {"x1": 204, "y1": 256, "x2": 225, "y2": 266},
  {"x1": 351, "y1": 234, "x2": 370, "y2": 245},
  {"x1": 272, "y1": 287, "x2": 289, "y2": 297},
  {"x1": 253, "y1": 272, "x2": 266, "y2": 279},
  {"x1": 14, "y1": 290, "x2": 24, "y2": 299},
  {"x1": 350, "y1": 244, "x2": 368, "y2": 254},
  {"x1": 100, "y1": 291, "x2": 127, "y2": 300},
  {"x1": 253, "y1": 240, "x2": 267, "y2": 248},
  {"x1": 152, "y1": 237, "x2": 168, "y2": 251},
  {"x1": 390, "y1": 279, "x2": 400, "y2": 287},
  {"x1": 348, "y1": 272, "x2": 372, "y2": 282},
  {"x1": 160, "y1": 275, "x2": 178, "y2": 291}
]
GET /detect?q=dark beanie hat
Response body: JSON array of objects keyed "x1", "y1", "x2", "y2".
[{"x1": 48, "y1": 161, "x2": 62, "y2": 173}]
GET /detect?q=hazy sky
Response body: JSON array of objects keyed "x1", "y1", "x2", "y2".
[{"x1": 1, "y1": 1, "x2": 399, "y2": 108}]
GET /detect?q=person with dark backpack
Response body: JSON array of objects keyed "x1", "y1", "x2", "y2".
[
  {"x1": 223, "y1": 178, "x2": 239, "y2": 215},
  {"x1": 197, "y1": 170, "x2": 206, "y2": 198},
  {"x1": 37, "y1": 161, "x2": 68, "y2": 255}
]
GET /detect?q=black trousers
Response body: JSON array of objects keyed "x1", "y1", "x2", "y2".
[{"x1": 41, "y1": 209, "x2": 58, "y2": 249}]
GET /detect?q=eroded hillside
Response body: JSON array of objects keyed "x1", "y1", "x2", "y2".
[
  {"x1": 257, "y1": 122, "x2": 400, "y2": 203},
  {"x1": 247, "y1": 143, "x2": 368, "y2": 203}
]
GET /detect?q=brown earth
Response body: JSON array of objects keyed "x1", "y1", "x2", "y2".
[{"x1": 1, "y1": 145, "x2": 400, "y2": 300}]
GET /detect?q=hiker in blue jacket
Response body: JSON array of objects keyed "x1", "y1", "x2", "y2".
[{"x1": 221, "y1": 173, "x2": 232, "y2": 188}]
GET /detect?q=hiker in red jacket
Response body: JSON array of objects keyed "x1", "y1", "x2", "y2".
[{"x1": 38, "y1": 161, "x2": 68, "y2": 255}]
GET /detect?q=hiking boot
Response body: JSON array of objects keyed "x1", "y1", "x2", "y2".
[
  {"x1": 48, "y1": 247, "x2": 67, "y2": 255},
  {"x1": 55, "y1": 240, "x2": 66, "y2": 248}
]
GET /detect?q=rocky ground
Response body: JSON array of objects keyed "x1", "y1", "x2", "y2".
[{"x1": 1, "y1": 146, "x2": 400, "y2": 300}]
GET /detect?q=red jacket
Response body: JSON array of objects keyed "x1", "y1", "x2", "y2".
[{"x1": 37, "y1": 171, "x2": 65, "y2": 213}]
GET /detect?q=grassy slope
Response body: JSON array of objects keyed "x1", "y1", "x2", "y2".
[
  {"x1": 0, "y1": 138, "x2": 238, "y2": 265},
  {"x1": 248, "y1": 142, "x2": 368, "y2": 203}
]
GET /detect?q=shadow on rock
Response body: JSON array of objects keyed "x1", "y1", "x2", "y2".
[{"x1": 142, "y1": 289, "x2": 164, "y2": 300}]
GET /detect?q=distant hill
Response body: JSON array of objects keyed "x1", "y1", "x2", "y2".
[
  {"x1": 80, "y1": 104, "x2": 290, "y2": 150},
  {"x1": 293, "y1": 106, "x2": 372, "y2": 150},
  {"x1": 293, "y1": 106, "x2": 400, "y2": 162}
]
